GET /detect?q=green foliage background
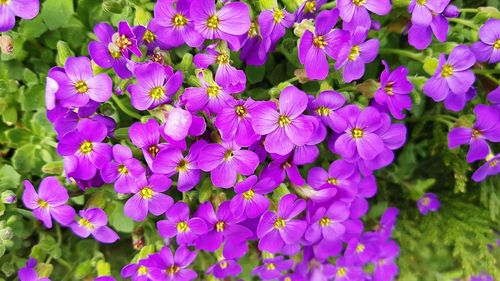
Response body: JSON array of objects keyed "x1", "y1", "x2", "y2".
[{"x1": 0, "y1": 0, "x2": 499, "y2": 280}]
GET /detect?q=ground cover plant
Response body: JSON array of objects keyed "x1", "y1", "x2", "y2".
[{"x1": 0, "y1": 0, "x2": 499, "y2": 280}]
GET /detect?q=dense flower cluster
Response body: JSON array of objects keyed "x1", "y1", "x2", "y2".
[{"x1": 11, "y1": 0, "x2": 499, "y2": 280}]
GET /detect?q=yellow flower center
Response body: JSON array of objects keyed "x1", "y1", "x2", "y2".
[
  {"x1": 313, "y1": 35, "x2": 328, "y2": 49},
  {"x1": 78, "y1": 218, "x2": 94, "y2": 230},
  {"x1": 139, "y1": 187, "x2": 154, "y2": 199},
  {"x1": 176, "y1": 159, "x2": 189, "y2": 172},
  {"x1": 274, "y1": 217, "x2": 286, "y2": 229},
  {"x1": 316, "y1": 106, "x2": 331, "y2": 116},
  {"x1": 207, "y1": 15, "x2": 220, "y2": 29},
  {"x1": 143, "y1": 30, "x2": 156, "y2": 44},
  {"x1": 304, "y1": 1, "x2": 317, "y2": 13},
  {"x1": 79, "y1": 141, "x2": 94, "y2": 154},
  {"x1": 176, "y1": 221, "x2": 189, "y2": 232},
  {"x1": 173, "y1": 14, "x2": 188, "y2": 27},
  {"x1": 207, "y1": 85, "x2": 222, "y2": 98},
  {"x1": 37, "y1": 199, "x2": 49, "y2": 209},
  {"x1": 356, "y1": 243, "x2": 365, "y2": 253},
  {"x1": 248, "y1": 22, "x2": 259, "y2": 38},
  {"x1": 489, "y1": 160, "x2": 498, "y2": 167},
  {"x1": 0, "y1": 0, "x2": 9, "y2": 4},
  {"x1": 224, "y1": 150, "x2": 233, "y2": 161},
  {"x1": 215, "y1": 221, "x2": 225, "y2": 232},
  {"x1": 148, "y1": 145, "x2": 159, "y2": 158},
  {"x1": 74, "y1": 80, "x2": 88, "y2": 94},
  {"x1": 348, "y1": 45, "x2": 360, "y2": 61},
  {"x1": 137, "y1": 265, "x2": 148, "y2": 275},
  {"x1": 235, "y1": 105, "x2": 247, "y2": 117},
  {"x1": 351, "y1": 128, "x2": 364, "y2": 139},
  {"x1": 266, "y1": 263, "x2": 276, "y2": 270},
  {"x1": 337, "y1": 267, "x2": 347, "y2": 277},
  {"x1": 110, "y1": 50, "x2": 122, "y2": 59},
  {"x1": 282, "y1": 161, "x2": 292, "y2": 169},
  {"x1": 167, "y1": 265, "x2": 180, "y2": 275},
  {"x1": 441, "y1": 64, "x2": 454, "y2": 78},
  {"x1": 243, "y1": 189, "x2": 255, "y2": 200},
  {"x1": 327, "y1": 178, "x2": 338, "y2": 185},
  {"x1": 278, "y1": 115, "x2": 292, "y2": 127},
  {"x1": 273, "y1": 9, "x2": 285, "y2": 23},
  {"x1": 494, "y1": 39, "x2": 500, "y2": 49},
  {"x1": 472, "y1": 129, "x2": 482, "y2": 138},
  {"x1": 417, "y1": 0, "x2": 427, "y2": 5},
  {"x1": 149, "y1": 86, "x2": 165, "y2": 100},
  {"x1": 319, "y1": 216, "x2": 331, "y2": 227},
  {"x1": 219, "y1": 261, "x2": 228, "y2": 269},
  {"x1": 421, "y1": 197, "x2": 430, "y2": 206},
  {"x1": 352, "y1": 0, "x2": 367, "y2": 6},
  {"x1": 216, "y1": 52, "x2": 230, "y2": 65},
  {"x1": 118, "y1": 164, "x2": 129, "y2": 175},
  {"x1": 116, "y1": 34, "x2": 132, "y2": 50},
  {"x1": 384, "y1": 82, "x2": 395, "y2": 96}
]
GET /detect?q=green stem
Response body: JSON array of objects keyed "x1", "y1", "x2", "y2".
[
  {"x1": 111, "y1": 95, "x2": 142, "y2": 119},
  {"x1": 283, "y1": 76, "x2": 299, "y2": 84},
  {"x1": 448, "y1": 18, "x2": 479, "y2": 31},
  {"x1": 320, "y1": 1, "x2": 336, "y2": 10},
  {"x1": 459, "y1": 8, "x2": 478, "y2": 13},
  {"x1": 378, "y1": 49, "x2": 424, "y2": 62},
  {"x1": 474, "y1": 69, "x2": 500, "y2": 84}
]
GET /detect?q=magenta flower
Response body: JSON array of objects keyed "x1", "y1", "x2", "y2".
[
  {"x1": 309, "y1": 90, "x2": 347, "y2": 132},
  {"x1": 373, "y1": 241, "x2": 399, "y2": 281},
  {"x1": 417, "y1": 193, "x2": 440, "y2": 215},
  {"x1": 338, "y1": 0, "x2": 391, "y2": 30},
  {"x1": 128, "y1": 62, "x2": 183, "y2": 110},
  {"x1": 298, "y1": 9, "x2": 349, "y2": 80},
  {"x1": 335, "y1": 27, "x2": 379, "y2": 83},
  {"x1": 471, "y1": 19, "x2": 500, "y2": 64},
  {"x1": 295, "y1": 0, "x2": 327, "y2": 21},
  {"x1": 305, "y1": 201, "x2": 349, "y2": 243},
  {"x1": 374, "y1": 61, "x2": 413, "y2": 119},
  {"x1": 307, "y1": 160, "x2": 359, "y2": 202},
  {"x1": 334, "y1": 105, "x2": 384, "y2": 160},
  {"x1": 423, "y1": 45, "x2": 476, "y2": 111},
  {"x1": 153, "y1": 0, "x2": 204, "y2": 48},
  {"x1": 408, "y1": 6, "x2": 452, "y2": 50},
  {"x1": 70, "y1": 208, "x2": 119, "y2": 243},
  {"x1": 194, "y1": 46, "x2": 246, "y2": 89},
  {"x1": 197, "y1": 141, "x2": 259, "y2": 188},
  {"x1": 129, "y1": 119, "x2": 170, "y2": 169},
  {"x1": 408, "y1": 0, "x2": 449, "y2": 26},
  {"x1": 257, "y1": 194, "x2": 307, "y2": 253},
  {"x1": 448, "y1": 104, "x2": 500, "y2": 163},
  {"x1": 133, "y1": 21, "x2": 167, "y2": 54},
  {"x1": 101, "y1": 144, "x2": 146, "y2": 193},
  {"x1": 230, "y1": 175, "x2": 276, "y2": 219},
  {"x1": 260, "y1": 153, "x2": 306, "y2": 186},
  {"x1": 259, "y1": 8, "x2": 295, "y2": 47},
  {"x1": 18, "y1": 258, "x2": 50, "y2": 281},
  {"x1": 152, "y1": 140, "x2": 205, "y2": 192},
  {"x1": 57, "y1": 119, "x2": 112, "y2": 180},
  {"x1": 120, "y1": 258, "x2": 153, "y2": 281},
  {"x1": 157, "y1": 202, "x2": 208, "y2": 245},
  {"x1": 252, "y1": 256, "x2": 294, "y2": 280},
  {"x1": 252, "y1": 85, "x2": 315, "y2": 155},
  {"x1": 0, "y1": 0, "x2": 39, "y2": 32},
  {"x1": 207, "y1": 259, "x2": 242, "y2": 279},
  {"x1": 240, "y1": 21, "x2": 272, "y2": 66},
  {"x1": 50, "y1": 57, "x2": 112, "y2": 108},
  {"x1": 488, "y1": 86, "x2": 500, "y2": 105},
  {"x1": 472, "y1": 154, "x2": 500, "y2": 182},
  {"x1": 22, "y1": 177, "x2": 75, "y2": 229},
  {"x1": 190, "y1": 0, "x2": 251, "y2": 50},
  {"x1": 332, "y1": 258, "x2": 365, "y2": 281},
  {"x1": 124, "y1": 174, "x2": 174, "y2": 222},
  {"x1": 147, "y1": 246, "x2": 197, "y2": 281}
]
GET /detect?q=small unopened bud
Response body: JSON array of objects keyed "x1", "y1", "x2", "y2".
[
  {"x1": 371, "y1": 20, "x2": 381, "y2": 31},
  {"x1": 443, "y1": 5, "x2": 459, "y2": 18},
  {"x1": 0, "y1": 227, "x2": 13, "y2": 241},
  {"x1": 1, "y1": 191, "x2": 16, "y2": 204},
  {"x1": 0, "y1": 35, "x2": 13, "y2": 54},
  {"x1": 294, "y1": 69, "x2": 309, "y2": 84},
  {"x1": 293, "y1": 19, "x2": 314, "y2": 37}
]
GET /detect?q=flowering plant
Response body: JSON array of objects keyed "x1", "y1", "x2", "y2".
[{"x1": 0, "y1": 0, "x2": 499, "y2": 280}]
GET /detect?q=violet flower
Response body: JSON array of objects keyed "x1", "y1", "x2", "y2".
[
  {"x1": 207, "y1": 259, "x2": 242, "y2": 279},
  {"x1": 252, "y1": 256, "x2": 294, "y2": 280},
  {"x1": 240, "y1": 20, "x2": 272, "y2": 66},
  {"x1": 147, "y1": 246, "x2": 197, "y2": 281},
  {"x1": 22, "y1": 177, "x2": 75, "y2": 229},
  {"x1": 257, "y1": 194, "x2": 307, "y2": 253},
  {"x1": 374, "y1": 61, "x2": 413, "y2": 120},
  {"x1": 307, "y1": 159, "x2": 359, "y2": 202},
  {"x1": 259, "y1": 8, "x2": 295, "y2": 48},
  {"x1": 194, "y1": 46, "x2": 246, "y2": 88},
  {"x1": 260, "y1": 152, "x2": 306, "y2": 186},
  {"x1": 332, "y1": 258, "x2": 365, "y2": 281},
  {"x1": 472, "y1": 154, "x2": 500, "y2": 182},
  {"x1": 417, "y1": 193, "x2": 440, "y2": 215},
  {"x1": 124, "y1": 174, "x2": 174, "y2": 222},
  {"x1": 305, "y1": 201, "x2": 350, "y2": 244},
  {"x1": 157, "y1": 202, "x2": 208, "y2": 245},
  {"x1": 18, "y1": 258, "x2": 50, "y2": 281},
  {"x1": 101, "y1": 144, "x2": 146, "y2": 193},
  {"x1": 295, "y1": 0, "x2": 326, "y2": 22},
  {"x1": 338, "y1": 0, "x2": 391, "y2": 30},
  {"x1": 70, "y1": 208, "x2": 119, "y2": 243},
  {"x1": 129, "y1": 119, "x2": 171, "y2": 169},
  {"x1": 373, "y1": 241, "x2": 399, "y2": 281},
  {"x1": 230, "y1": 175, "x2": 276, "y2": 219},
  {"x1": 120, "y1": 258, "x2": 153, "y2": 281},
  {"x1": 0, "y1": 0, "x2": 39, "y2": 32},
  {"x1": 133, "y1": 20, "x2": 167, "y2": 53},
  {"x1": 309, "y1": 90, "x2": 347, "y2": 132},
  {"x1": 298, "y1": 9, "x2": 349, "y2": 80},
  {"x1": 197, "y1": 141, "x2": 259, "y2": 188},
  {"x1": 408, "y1": 7, "x2": 452, "y2": 50},
  {"x1": 408, "y1": 0, "x2": 449, "y2": 26},
  {"x1": 471, "y1": 19, "x2": 500, "y2": 64}
]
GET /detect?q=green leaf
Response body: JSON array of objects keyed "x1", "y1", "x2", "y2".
[
  {"x1": 423, "y1": 57, "x2": 439, "y2": 75},
  {"x1": 1, "y1": 107, "x2": 17, "y2": 126},
  {"x1": 41, "y1": 0, "x2": 75, "y2": 30},
  {"x1": 108, "y1": 202, "x2": 134, "y2": 233},
  {"x1": 134, "y1": 7, "x2": 151, "y2": 26},
  {"x1": 19, "y1": 16, "x2": 48, "y2": 39},
  {"x1": 20, "y1": 85, "x2": 45, "y2": 111},
  {"x1": 12, "y1": 144, "x2": 43, "y2": 174},
  {"x1": 5, "y1": 128, "x2": 31, "y2": 148},
  {"x1": 56, "y1": 41, "x2": 75, "y2": 66},
  {"x1": 245, "y1": 65, "x2": 266, "y2": 84}
]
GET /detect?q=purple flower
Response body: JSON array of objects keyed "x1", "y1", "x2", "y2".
[
  {"x1": 128, "y1": 62, "x2": 183, "y2": 110},
  {"x1": 307, "y1": 160, "x2": 359, "y2": 201},
  {"x1": 472, "y1": 154, "x2": 500, "y2": 182},
  {"x1": 101, "y1": 144, "x2": 146, "y2": 193},
  {"x1": 295, "y1": 0, "x2": 327, "y2": 22},
  {"x1": 121, "y1": 258, "x2": 153, "y2": 281},
  {"x1": 448, "y1": 104, "x2": 500, "y2": 162},
  {"x1": 88, "y1": 23, "x2": 133, "y2": 79},
  {"x1": 309, "y1": 90, "x2": 347, "y2": 132},
  {"x1": 0, "y1": 0, "x2": 39, "y2": 32},
  {"x1": 50, "y1": 57, "x2": 112, "y2": 108},
  {"x1": 257, "y1": 194, "x2": 307, "y2": 253},
  {"x1": 332, "y1": 258, "x2": 365, "y2": 281},
  {"x1": 298, "y1": 9, "x2": 349, "y2": 80},
  {"x1": 133, "y1": 21, "x2": 167, "y2": 54},
  {"x1": 469, "y1": 273, "x2": 495, "y2": 281},
  {"x1": 240, "y1": 20, "x2": 272, "y2": 66},
  {"x1": 334, "y1": 105, "x2": 384, "y2": 160},
  {"x1": 335, "y1": 27, "x2": 379, "y2": 83},
  {"x1": 129, "y1": 119, "x2": 171, "y2": 169},
  {"x1": 488, "y1": 86, "x2": 500, "y2": 105},
  {"x1": 57, "y1": 119, "x2": 112, "y2": 180},
  {"x1": 190, "y1": 0, "x2": 251, "y2": 50},
  {"x1": 417, "y1": 193, "x2": 440, "y2": 215},
  {"x1": 373, "y1": 241, "x2": 399, "y2": 281},
  {"x1": 207, "y1": 259, "x2": 242, "y2": 279},
  {"x1": 305, "y1": 201, "x2": 350, "y2": 244},
  {"x1": 423, "y1": 45, "x2": 476, "y2": 111},
  {"x1": 261, "y1": 153, "x2": 306, "y2": 186},
  {"x1": 153, "y1": 0, "x2": 204, "y2": 48},
  {"x1": 252, "y1": 85, "x2": 315, "y2": 155},
  {"x1": 376, "y1": 207, "x2": 399, "y2": 240},
  {"x1": 124, "y1": 174, "x2": 174, "y2": 222},
  {"x1": 230, "y1": 175, "x2": 276, "y2": 219},
  {"x1": 22, "y1": 177, "x2": 75, "y2": 229},
  {"x1": 408, "y1": 0, "x2": 448, "y2": 26},
  {"x1": 18, "y1": 258, "x2": 50, "y2": 281},
  {"x1": 338, "y1": 0, "x2": 391, "y2": 30},
  {"x1": 197, "y1": 141, "x2": 259, "y2": 188},
  {"x1": 70, "y1": 208, "x2": 119, "y2": 243},
  {"x1": 408, "y1": 8, "x2": 450, "y2": 50},
  {"x1": 471, "y1": 19, "x2": 500, "y2": 64},
  {"x1": 194, "y1": 46, "x2": 247, "y2": 89},
  {"x1": 344, "y1": 235, "x2": 376, "y2": 264},
  {"x1": 374, "y1": 61, "x2": 413, "y2": 119},
  {"x1": 147, "y1": 246, "x2": 197, "y2": 281},
  {"x1": 259, "y1": 8, "x2": 295, "y2": 48},
  {"x1": 152, "y1": 140, "x2": 205, "y2": 192},
  {"x1": 252, "y1": 256, "x2": 294, "y2": 280},
  {"x1": 157, "y1": 202, "x2": 208, "y2": 245}
]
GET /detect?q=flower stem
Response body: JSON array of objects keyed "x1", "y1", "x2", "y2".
[
  {"x1": 111, "y1": 95, "x2": 142, "y2": 120},
  {"x1": 448, "y1": 18, "x2": 479, "y2": 31},
  {"x1": 459, "y1": 8, "x2": 479, "y2": 13},
  {"x1": 378, "y1": 49, "x2": 425, "y2": 62},
  {"x1": 321, "y1": 1, "x2": 336, "y2": 10}
]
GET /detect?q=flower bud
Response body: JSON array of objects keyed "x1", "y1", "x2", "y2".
[
  {"x1": 37, "y1": 263, "x2": 53, "y2": 279},
  {"x1": 0, "y1": 227, "x2": 13, "y2": 241},
  {"x1": 443, "y1": 5, "x2": 460, "y2": 18},
  {"x1": 102, "y1": 0, "x2": 126, "y2": 14},
  {"x1": 293, "y1": 19, "x2": 314, "y2": 37},
  {"x1": 260, "y1": 0, "x2": 278, "y2": 10},
  {"x1": 0, "y1": 35, "x2": 13, "y2": 54},
  {"x1": 1, "y1": 191, "x2": 16, "y2": 204},
  {"x1": 56, "y1": 41, "x2": 75, "y2": 66},
  {"x1": 41, "y1": 161, "x2": 64, "y2": 175}
]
